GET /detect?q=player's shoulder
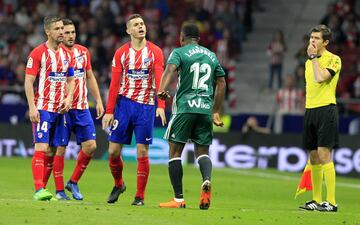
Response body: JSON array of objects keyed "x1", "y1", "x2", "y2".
[
  {"x1": 147, "y1": 41, "x2": 162, "y2": 52},
  {"x1": 201, "y1": 45, "x2": 218, "y2": 59},
  {"x1": 199, "y1": 44, "x2": 214, "y2": 53},
  {"x1": 29, "y1": 43, "x2": 47, "y2": 57},
  {"x1": 115, "y1": 42, "x2": 130, "y2": 55},
  {"x1": 74, "y1": 44, "x2": 89, "y2": 52},
  {"x1": 324, "y1": 50, "x2": 341, "y2": 60}
]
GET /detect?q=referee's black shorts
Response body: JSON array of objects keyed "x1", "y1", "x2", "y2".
[{"x1": 302, "y1": 104, "x2": 339, "y2": 150}]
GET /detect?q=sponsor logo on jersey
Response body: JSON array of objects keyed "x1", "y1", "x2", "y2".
[
  {"x1": 49, "y1": 72, "x2": 67, "y2": 82},
  {"x1": 143, "y1": 57, "x2": 153, "y2": 67},
  {"x1": 75, "y1": 54, "x2": 85, "y2": 64},
  {"x1": 187, "y1": 98, "x2": 210, "y2": 109},
  {"x1": 26, "y1": 57, "x2": 33, "y2": 68},
  {"x1": 127, "y1": 69, "x2": 149, "y2": 80},
  {"x1": 74, "y1": 68, "x2": 85, "y2": 78},
  {"x1": 63, "y1": 59, "x2": 69, "y2": 66}
]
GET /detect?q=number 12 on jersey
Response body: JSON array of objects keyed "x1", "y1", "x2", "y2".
[{"x1": 190, "y1": 62, "x2": 211, "y2": 91}]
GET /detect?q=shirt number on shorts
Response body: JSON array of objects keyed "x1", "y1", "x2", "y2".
[
  {"x1": 37, "y1": 121, "x2": 48, "y2": 132},
  {"x1": 112, "y1": 119, "x2": 119, "y2": 130}
]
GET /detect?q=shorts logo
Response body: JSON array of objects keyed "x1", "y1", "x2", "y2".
[
  {"x1": 145, "y1": 138, "x2": 152, "y2": 141},
  {"x1": 92, "y1": 133, "x2": 96, "y2": 137},
  {"x1": 38, "y1": 133, "x2": 43, "y2": 138}
]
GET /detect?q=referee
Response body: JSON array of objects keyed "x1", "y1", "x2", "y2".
[{"x1": 299, "y1": 25, "x2": 341, "y2": 212}]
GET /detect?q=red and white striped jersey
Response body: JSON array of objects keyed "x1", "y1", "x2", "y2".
[
  {"x1": 276, "y1": 88, "x2": 305, "y2": 114},
  {"x1": 106, "y1": 41, "x2": 165, "y2": 114},
  {"x1": 70, "y1": 44, "x2": 92, "y2": 110},
  {"x1": 25, "y1": 43, "x2": 74, "y2": 113}
]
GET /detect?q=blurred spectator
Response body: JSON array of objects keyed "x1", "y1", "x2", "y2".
[
  {"x1": 162, "y1": 35, "x2": 177, "y2": 60},
  {"x1": 328, "y1": 15, "x2": 347, "y2": 44},
  {"x1": 0, "y1": 0, "x2": 248, "y2": 111},
  {"x1": 0, "y1": 57, "x2": 16, "y2": 85},
  {"x1": 241, "y1": 116, "x2": 270, "y2": 135},
  {"x1": 267, "y1": 30, "x2": 287, "y2": 90},
  {"x1": 216, "y1": 28, "x2": 231, "y2": 67},
  {"x1": 36, "y1": 0, "x2": 58, "y2": 17},
  {"x1": 295, "y1": 35, "x2": 309, "y2": 66},
  {"x1": 294, "y1": 65, "x2": 306, "y2": 91},
  {"x1": 275, "y1": 75, "x2": 304, "y2": 114},
  {"x1": 320, "y1": 3, "x2": 337, "y2": 26}
]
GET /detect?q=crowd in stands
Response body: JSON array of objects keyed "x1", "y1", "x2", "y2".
[
  {"x1": 276, "y1": 0, "x2": 360, "y2": 116},
  {"x1": 316, "y1": 0, "x2": 360, "y2": 115},
  {"x1": 0, "y1": 0, "x2": 256, "y2": 111}
]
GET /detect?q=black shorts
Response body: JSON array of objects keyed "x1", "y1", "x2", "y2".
[{"x1": 302, "y1": 104, "x2": 339, "y2": 150}]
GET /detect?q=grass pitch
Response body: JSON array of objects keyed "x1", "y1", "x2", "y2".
[{"x1": 0, "y1": 158, "x2": 359, "y2": 225}]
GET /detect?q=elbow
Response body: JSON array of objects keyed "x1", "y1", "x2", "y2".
[
  {"x1": 314, "y1": 78, "x2": 323, "y2": 83},
  {"x1": 315, "y1": 76, "x2": 327, "y2": 83},
  {"x1": 216, "y1": 77, "x2": 226, "y2": 88},
  {"x1": 219, "y1": 80, "x2": 226, "y2": 89}
]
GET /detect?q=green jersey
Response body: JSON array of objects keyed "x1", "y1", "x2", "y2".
[{"x1": 167, "y1": 44, "x2": 225, "y2": 115}]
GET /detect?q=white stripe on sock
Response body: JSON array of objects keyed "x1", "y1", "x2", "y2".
[
  {"x1": 196, "y1": 154, "x2": 210, "y2": 163},
  {"x1": 168, "y1": 157, "x2": 181, "y2": 163}
]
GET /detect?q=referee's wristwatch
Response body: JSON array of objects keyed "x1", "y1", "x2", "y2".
[{"x1": 309, "y1": 54, "x2": 317, "y2": 60}]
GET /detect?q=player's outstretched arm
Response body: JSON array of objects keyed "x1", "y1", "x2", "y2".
[{"x1": 157, "y1": 64, "x2": 177, "y2": 100}]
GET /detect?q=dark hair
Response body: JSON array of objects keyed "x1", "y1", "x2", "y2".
[
  {"x1": 126, "y1": 14, "x2": 143, "y2": 27},
  {"x1": 181, "y1": 23, "x2": 200, "y2": 39},
  {"x1": 62, "y1": 18, "x2": 74, "y2": 26},
  {"x1": 43, "y1": 15, "x2": 62, "y2": 29},
  {"x1": 310, "y1": 24, "x2": 332, "y2": 41}
]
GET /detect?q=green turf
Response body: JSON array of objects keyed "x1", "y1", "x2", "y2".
[{"x1": 0, "y1": 158, "x2": 360, "y2": 225}]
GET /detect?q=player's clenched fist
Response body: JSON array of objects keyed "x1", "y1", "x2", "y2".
[{"x1": 157, "y1": 90, "x2": 170, "y2": 100}]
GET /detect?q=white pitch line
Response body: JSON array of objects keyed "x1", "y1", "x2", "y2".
[{"x1": 220, "y1": 169, "x2": 360, "y2": 189}]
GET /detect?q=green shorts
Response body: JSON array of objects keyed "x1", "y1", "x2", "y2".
[{"x1": 164, "y1": 113, "x2": 213, "y2": 145}]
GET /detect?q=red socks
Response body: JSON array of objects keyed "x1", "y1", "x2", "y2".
[
  {"x1": 43, "y1": 155, "x2": 54, "y2": 187},
  {"x1": 70, "y1": 150, "x2": 92, "y2": 183},
  {"x1": 32, "y1": 151, "x2": 45, "y2": 191},
  {"x1": 136, "y1": 157, "x2": 149, "y2": 199},
  {"x1": 53, "y1": 155, "x2": 64, "y2": 191},
  {"x1": 109, "y1": 155, "x2": 124, "y2": 188}
]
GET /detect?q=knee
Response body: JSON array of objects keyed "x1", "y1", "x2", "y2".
[
  {"x1": 309, "y1": 151, "x2": 321, "y2": 165},
  {"x1": 137, "y1": 147, "x2": 148, "y2": 158},
  {"x1": 318, "y1": 151, "x2": 331, "y2": 164},
  {"x1": 56, "y1": 147, "x2": 66, "y2": 156},
  {"x1": 82, "y1": 141, "x2": 96, "y2": 156},
  {"x1": 108, "y1": 143, "x2": 121, "y2": 157},
  {"x1": 108, "y1": 148, "x2": 120, "y2": 157},
  {"x1": 169, "y1": 150, "x2": 182, "y2": 159}
]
